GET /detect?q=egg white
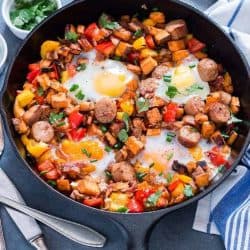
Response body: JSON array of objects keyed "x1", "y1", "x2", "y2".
[{"x1": 65, "y1": 50, "x2": 137, "y2": 102}]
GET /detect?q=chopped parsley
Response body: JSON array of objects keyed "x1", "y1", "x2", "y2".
[
  {"x1": 105, "y1": 170, "x2": 113, "y2": 179},
  {"x1": 105, "y1": 145, "x2": 112, "y2": 152},
  {"x1": 81, "y1": 148, "x2": 91, "y2": 158},
  {"x1": 218, "y1": 165, "x2": 226, "y2": 173},
  {"x1": 37, "y1": 86, "x2": 44, "y2": 96},
  {"x1": 136, "y1": 97, "x2": 150, "y2": 113},
  {"x1": 76, "y1": 63, "x2": 86, "y2": 72},
  {"x1": 47, "y1": 180, "x2": 56, "y2": 187},
  {"x1": 69, "y1": 84, "x2": 79, "y2": 92},
  {"x1": 145, "y1": 191, "x2": 162, "y2": 207},
  {"x1": 149, "y1": 162, "x2": 155, "y2": 168},
  {"x1": 57, "y1": 121, "x2": 66, "y2": 127},
  {"x1": 99, "y1": 13, "x2": 119, "y2": 30},
  {"x1": 65, "y1": 31, "x2": 78, "y2": 42},
  {"x1": 100, "y1": 125, "x2": 108, "y2": 133},
  {"x1": 113, "y1": 55, "x2": 121, "y2": 61},
  {"x1": 189, "y1": 64, "x2": 196, "y2": 69},
  {"x1": 122, "y1": 112, "x2": 130, "y2": 131},
  {"x1": 166, "y1": 151, "x2": 174, "y2": 161},
  {"x1": 185, "y1": 83, "x2": 203, "y2": 94},
  {"x1": 134, "y1": 29, "x2": 143, "y2": 38},
  {"x1": 136, "y1": 172, "x2": 147, "y2": 182},
  {"x1": 113, "y1": 142, "x2": 122, "y2": 149},
  {"x1": 166, "y1": 85, "x2": 179, "y2": 99},
  {"x1": 163, "y1": 74, "x2": 172, "y2": 83},
  {"x1": 118, "y1": 129, "x2": 128, "y2": 143},
  {"x1": 40, "y1": 170, "x2": 49, "y2": 176},
  {"x1": 90, "y1": 159, "x2": 98, "y2": 163},
  {"x1": 166, "y1": 132, "x2": 176, "y2": 142},
  {"x1": 49, "y1": 112, "x2": 65, "y2": 124},
  {"x1": 75, "y1": 90, "x2": 85, "y2": 100},
  {"x1": 166, "y1": 173, "x2": 173, "y2": 183},
  {"x1": 183, "y1": 185, "x2": 194, "y2": 197},
  {"x1": 117, "y1": 207, "x2": 128, "y2": 213}
]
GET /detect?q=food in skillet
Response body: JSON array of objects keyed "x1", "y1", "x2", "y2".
[{"x1": 12, "y1": 10, "x2": 242, "y2": 212}]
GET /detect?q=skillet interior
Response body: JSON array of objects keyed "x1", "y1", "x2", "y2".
[{"x1": 1, "y1": 0, "x2": 250, "y2": 249}]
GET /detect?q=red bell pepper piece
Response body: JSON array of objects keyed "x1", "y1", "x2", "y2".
[
  {"x1": 95, "y1": 41, "x2": 115, "y2": 56},
  {"x1": 45, "y1": 169, "x2": 59, "y2": 180},
  {"x1": 35, "y1": 95, "x2": 45, "y2": 105},
  {"x1": 128, "y1": 198, "x2": 144, "y2": 213},
  {"x1": 27, "y1": 69, "x2": 40, "y2": 83},
  {"x1": 207, "y1": 146, "x2": 227, "y2": 166},
  {"x1": 28, "y1": 63, "x2": 40, "y2": 72},
  {"x1": 84, "y1": 23, "x2": 99, "y2": 39},
  {"x1": 187, "y1": 38, "x2": 206, "y2": 53},
  {"x1": 168, "y1": 180, "x2": 181, "y2": 192},
  {"x1": 83, "y1": 197, "x2": 103, "y2": 207},
  {"x1": 135, "y1": 189, "x2": 154, "y2": 204},
  {"x1": 68, "y1": 111, "x2": 84, "y2": 129},
  {"x1": 127, "y1": 51, "x2": 140, "y2": 64},
  {"x1": 145, "y1": 35, "x2": 155, "y2": 49},
  {"x1": 163, "y1": 103, "x2": 178, "y2": 122},
  {"x1": 68, "y1": 128, "x2": 87, "y2": 141},
  {"x1": 67, "y1": 64, "x2": 77, "y2": 77},
  {"x1": 37, "y1": 160, "x2": 54, "y2": 172}
]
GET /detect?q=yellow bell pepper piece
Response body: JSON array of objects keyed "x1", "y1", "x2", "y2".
[
  {"x1": 109, "y1": 192, "x2": 129, "y2": 211},
  {"x1": 178, "y1": 174, "x2": 193, "y2": 184},
  {"x1": 189, "y1": 146, "x2": 203, "y2": 161},
  {"x1": 40, "y1": 40, "x2": 60, "y2": 59},
  {"x1": 171, "y1": 182, "x2": 184, "y2": 198},
  {"x1": 140, "y1": 48, "x2": 158, "y2": 59},
  {"x1": 120, "y1": 100, "x2": 134, "y2": 116},
  {"x1": 133, "y1": 37, "x2": 146, "y2": 50},
  {"x1": 143, "y1": 19, "x2": 156, "y2": 26},
  {"x1": 116, "y1": 111, "x2": 125, "y2": 121},
  {"x1": 61, "y1": 70, "x2": 69, "y2": 83},
  {"x1": 16, "y1": 90, "x2": 34, "y2": 108}
]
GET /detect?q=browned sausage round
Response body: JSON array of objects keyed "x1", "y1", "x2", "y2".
[
  {"x1": 219, "y1": 91, "x2": 232, "y2": 105},
  {"x1": 165, "y1": 19, "x2": 188, "y2": 40},
  {"x1": 31, "y1": 121, "x2": 54, "y2": 143},
  {"x1": 197, "y1": 58, "x2": 219, "y2": 82},
  {"x1": 108, "y1": 161, "x2": 136, "y2": 182},
  {"x1": 182, "y1": 115, "x2": 196, "y2": 126},
  {"x1": 184, "y1": 96, "x2": 205, "y2": 115},
  {"x1": 209, "y1": 102, "x2": 230, "y2": 123},
  {"x1": 152, "y1": 64, "x2": 169, "y2": 79},
  {"x1": 139, "y1": 78, "x2": 158, "y2": 98},
  {"x1": 23, "y1": 105, "x2": 42, "y2": 126},
  {"x1": 94, "y1": 98, "x2": 117, "y2": 123},
  {"x1": 177, "y1": 125, "x2": 201, "y2": 148}
]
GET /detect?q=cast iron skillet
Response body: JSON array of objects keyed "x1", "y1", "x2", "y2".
[{"x1": 1, "y1": 0, "x2": 250, "y2": 249}]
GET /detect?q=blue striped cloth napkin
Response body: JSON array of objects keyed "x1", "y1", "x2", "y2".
[{"x1": 193, "y1": 1, "x2": 250, "y2": 250}]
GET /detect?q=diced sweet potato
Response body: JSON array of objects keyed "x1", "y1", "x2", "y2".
[
  {"x1": 223, "y1": 72, "x2": 234, "y2": 94},
  {"x1": 146, "y1": 128, "x2": 161, "y2": 136},
  {"x1": 201, "y1": 121, "x2": 215, "y2": 139},
  {"x1": 168, "y1": 40, "x2": 185, "y2": 52},
  {"x1": 105, "y1": 132, "x2": 117, "y2": 146},
  {"x1": 126, "y1": 64, "x2": 142, "y2": 75},
  {"x1": 140, "y1": 56, "x2": 158, "y2": 75},
  {"x1": 113, "y1": 28, "x2": 132, "y2": 41},
  {"x1": 227, "y1": 131, "x2": 238, "y2": 146},
  {"x1": 125, "y1": 136, "x2": 144, "y2": 155},
  {"x1": 146, "y1": 26, "x2": 170, "y2": 45},
  {"x1": 77, "y1": 177, "x2": 100, "y2": 196},
  {"x1": 146, "y1": 108, "x2": 162, "y2": 126},
  {"x1": 194, "y1": 173, "x2": 209, "y2": 188},
  {"x1": 115, "y1": 41, "x2": 133, "y2": 57},
  {"x1": 149, "y1": 96, "x2": 166, "y2": 108},
  {"x1": 230, "y1": 96, "x2": 240, "y2": 114},
  {"x1": 172, "y1": 49, "x2": 189, "y2": 61},
  {"x1": 149, "y1": 12, "x2": 165, "y2": 24},
  {"x1": 51, "y1": 93, "x2": 71, "y2": 109},
  {"x1": 57, "y1": 179, "x2": 71, "y2": 191}
]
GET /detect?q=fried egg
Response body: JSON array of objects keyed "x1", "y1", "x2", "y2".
[
  {"x1": 154, "y1": 55, "x2": 210, "y2": 104},
  {"x1": 133, "y1": 130, "x2": 221, "y2": 177},
  {"x1": 65, "y1": 50, "x2": 138, "y2": 102}
]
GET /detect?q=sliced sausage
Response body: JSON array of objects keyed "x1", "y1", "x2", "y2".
[
  {"x1": 219, "y1": 91, "x2": 232, "y2": 105},
  {"x1": 23, "y1": 105, "x2": 42, "y2": 126},
  {"x1": 184, "y1": 96, "x2": 205, "y2": 116},
  {"x1": 208, "y1": 102, "x2": 230, "y2": 124},
  {"x1": 152, "y1": 64, "x2": 169, "y2": 79},
  {"x1": 182, "y1": 115, "x2": 196, "y2": 126},
  {"x1": 165, "y1": 19, "x2": 188, "y2": 40},
  {"x1": 94, "y1": 98, "x2": 117, "y2": 123},
  {"x1": 108, "y1": 161, "x2": 136, "y2": 182},
  {"x1": 197, "y1": 58, "x2": 219, "y2": 82},
  {"x1": 139, "y1": 78, "x2": 158, "y2": 98},
  {"x1": 31, "y1": 121, "x2": 54, "y2": 143},
  {"x1": 177, "y1": 125, "x2": 201, "y2": 148}
]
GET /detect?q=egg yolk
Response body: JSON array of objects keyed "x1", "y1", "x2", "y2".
[
  {"x1": 172, "y1": 65, "x2": 195, "y2": 90},
  {"x1": 94, "y1": 71, "x2": 128, "y2": 97}
]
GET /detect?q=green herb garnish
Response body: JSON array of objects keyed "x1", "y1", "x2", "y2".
[
  {"x1": 113, "y1": 55, "x2": 121, "y2": 61},
  {"x1": 75, "y1": 90, "x2": 85, "y2": 100},
  {"x1": 113, "y1": 142, "x2": 122, "y2": 149},
  {"x1": 10, "y1": 0, "x2": 57, "y2": 31},
  {"x1": 47, "y1": 180, "x2": 56, "y2": 187},
  {"x1": 57, "y1": 121, "x2": 66, "y2": 127},
  {"x1": 163, "y1": 74, "x2": 172, "y2": 83},
  {"x1": 49, "y1": 112, "x2": 64, "y2": 124},
  {"x1": 145, "y1": 191, "x2": 162, "y2": 207},
  {"x1": 117, "y1": 207, "x2": 128, "y2": 213},
  {"x1": 100, "y1": 125, "x2": 108, "y2": 133},
  {"x1": 118, "y1": 129, "x2": 128, "y2": 143},
  {"x1": 37, "y1": 86, "x2": 44, "y2": 96},
  {"x1": 99, "y1": 13, "x2": 119, "y2": 30},
  {"x1": 166, "y1": 173, "x2": 173, "y2": 183},
  {"x1": 189, "y1": 64, "x2": 196, "y2": 69},
  {"x1": 65, "y1": 31, "x2": 78, "y2": 42},
  {"x1": 81, "y1": 148, "x2": 91, "y2": 158},
  {"x1": 149, "y1": 162, "x2": 155, "y2": 168},
  {"x1": 90, "y1": 159, "x2": 98, "y2": 163},
  {"x1": 134, "y1": 29, "x2": 143, "y2": 38},
  {"x1": 136, "y1": 172, "x2": 147, "y2": 182},
  {"x1": 136, "y1": 97, "x2": 150, "y2": 113},
  {"x1": 122, "y1": 112, "x2": 130, "y2": 132},
  {"x1": 183, "y1": 185, "x2": 194, "y2": 197},
  {"x1": 105, "y1": 170, "x2": 113, "y2": 179},
  {"x1": 166, "y1": 151, "x2": 174, "y2": 161},
  {"x1": 166, "y1": 132, "x2": 176, "y2": 142},
  {"x1": 185, "y1": 83, "x2": 203, "y2": 94},
  {"x1": 40, "y1": 170, "x2": 49, "y2": 176},
  {"x1": 166, "y1": 85, "x2": 179, "y2": 99},
  {"x1": 76, "y1": 63, "x2": 86, "y2": 72},
  {"x1": 69, "y1": 84, "x2": 79, "y2": 92},
  {"x1": 218, "y1": 165, "x2": 226, "y2": 173},
  {"x1": 105, "y1": 145, "x2": 112, "y2": 152}
]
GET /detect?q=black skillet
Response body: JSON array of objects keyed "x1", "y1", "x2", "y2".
[{"x1": 1, "y1": 0, "x2": 250, "y2": 249}]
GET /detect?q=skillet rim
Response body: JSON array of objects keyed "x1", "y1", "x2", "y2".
[{"x1": 1, "y1": 0, "x2": 250, "y2": 216}]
